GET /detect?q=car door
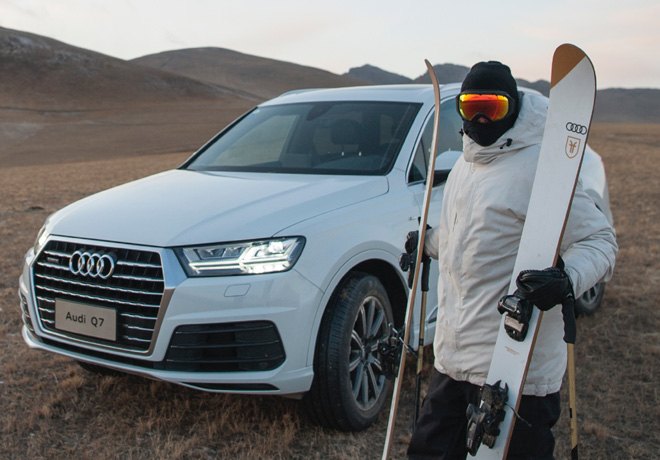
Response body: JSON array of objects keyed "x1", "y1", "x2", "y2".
[{"x1": 406, "y1": 97, "x2": 464, "y2": 345}]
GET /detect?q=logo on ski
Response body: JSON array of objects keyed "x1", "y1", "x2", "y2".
[
  {"x1": 565, "y1": 122, "x2": 588, "y2": 134},
  {"x1": 565, "y1": 136, "x2": 581, "y2": 158}
]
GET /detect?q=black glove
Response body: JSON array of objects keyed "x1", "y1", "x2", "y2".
[
  {"x1": 404, "y1": 230, "x2": 419, "y2": 255},
  {"x1": 514, "y1": 266, "x2": 577, "y2": 344},
  {"x1": 403, "y1": 225, "x2": 432, "y2": 255},
  {"x1": 399, "y1": 228, "x2": 431, "y2": 290},
  {"x1": 515, "y1": 267, "x2": 574, "y2": 311}
]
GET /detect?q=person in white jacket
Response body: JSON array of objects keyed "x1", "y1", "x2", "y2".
[{"x1": 407, "y1": 61, "x2": 617, "y2": 460}]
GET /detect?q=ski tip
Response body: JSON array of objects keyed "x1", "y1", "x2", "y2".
[
  {"x1": 551, "y1": 44, "x2": 593, "y2": 89},
  {"x1": 424, "y1": 59, "x2": 434, "y2": 76},
  {"x1": 425, "y1": 59, "x2": 440, "y2": 91}
]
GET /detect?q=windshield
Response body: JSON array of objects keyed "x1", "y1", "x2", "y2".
[{"x1": 185, "y1": 101, "x2": 421, "y2": 175}]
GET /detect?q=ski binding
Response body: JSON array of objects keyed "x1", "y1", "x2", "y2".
[
  {"x1": 466, "y1": 381, "x2": 509, "y2": 456},
  {"x1": 497, "y1": 293, "x2": 533, "y2": 342}
]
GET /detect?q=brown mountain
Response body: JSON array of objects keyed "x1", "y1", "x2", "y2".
[
  {"x1": 593, "y1": 88, "x2": 660, "y2": 123},
  {"x1": 0, "y1": 27, "x2": 262, "y2": 167},
  {"x1": 0, "y1": 27, "x2": 246, "y2": 110},
  {"x1": 349, "y1": 63, "x2": 660, "y2": 123},
  {"x1": 5, "y1": 25, "x2": 658, "y2": 123},
  {"x1": 413, "y1": 63, "x2": 470, "y2": 85},
  {"x1": 132, "y1": 48, "x2": 369, "y2": 100},
  {"x1": 344, "y1": 64, "x2": 413, "y2": 84}
]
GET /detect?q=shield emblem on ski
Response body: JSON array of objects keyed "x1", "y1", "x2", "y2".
[{"x1": 565, "y1": 136, "x2": 581, "y2": 158}]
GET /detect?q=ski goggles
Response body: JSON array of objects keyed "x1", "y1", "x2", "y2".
[{"x1": 456, "y1": 91, "x2": 516, "y2": 122}]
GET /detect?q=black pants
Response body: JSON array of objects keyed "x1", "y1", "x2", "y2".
[{"x1": 407, "y1": 370, "x2": 561, "y2": 460}]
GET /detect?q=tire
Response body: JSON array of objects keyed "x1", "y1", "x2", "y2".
[
  {"x1": 575, "y1": 282, "x2": 605, "y2": 316},
  {"x1": 303, "y1": 271, "x2": 394, "y2": 431}
]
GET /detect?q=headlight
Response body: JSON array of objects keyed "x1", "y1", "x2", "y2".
[
  {"x1": 33, "y1": 219, "x2": 52, "y2": 256},
  {"x1": 175, "y1": 237, "x2": 305, "y2": 277}
]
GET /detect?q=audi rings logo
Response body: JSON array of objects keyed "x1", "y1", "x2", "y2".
[
  {"x1": 566, "y1": 122, "x2": 588, "y2": 135},
  {"x1": 69, "y1": 251, "x2": 116, "y2": 279}
]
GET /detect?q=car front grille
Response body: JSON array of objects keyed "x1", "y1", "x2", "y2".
[{"x1": 32, "y1": 240, "x2": 164, "y2": 351}]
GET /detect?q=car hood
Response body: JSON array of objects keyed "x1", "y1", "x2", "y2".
[{"x1": 48, "y1": 169, "x2": 389, "y2": 247}]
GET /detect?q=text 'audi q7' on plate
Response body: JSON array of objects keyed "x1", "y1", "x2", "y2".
[{"x1": 18, "y1": 84, "x2": 614, "y2": 431}]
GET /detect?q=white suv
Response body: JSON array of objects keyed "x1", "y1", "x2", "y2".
[{"x1": 18, "y1": 84, "x2": 612, "y2": 431}]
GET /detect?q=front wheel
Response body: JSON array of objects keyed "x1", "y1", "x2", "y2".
[{"x1": 303, "y1": 272, "x2": 395, "y2": 431}]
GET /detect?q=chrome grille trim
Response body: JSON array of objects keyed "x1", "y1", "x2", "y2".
[
  {"x1": 123, "y1": 324, "x2": 154, "y2": 332},
  {"x1": 35, "y1": 273, "x2": 161, "y2": 298},
  {"x1": 111, "y1": 274, "x2": 163, "y2": 282},
  {"x1": 120, "y1": 312, "x2": 157, "y2": 321},
  {"x1": 123, "y1": 336, "x2": 151, "y2": 343},
  {"x1": 32, "y1": 240, "x2": 165, "y2": 352},
  {"x1": 117, "y1": 260, "x2": 161, "y2": 269},
  {"x1": 36, "y1": 285, "x2": 160, "y2": 309},
  {"x1": 37, "y1": 261, "x2": 67, "y2": 271}
]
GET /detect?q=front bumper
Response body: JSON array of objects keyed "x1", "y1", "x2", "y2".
[{"x1": 19, "y1": 239, "x2": 323, "y2": 395}]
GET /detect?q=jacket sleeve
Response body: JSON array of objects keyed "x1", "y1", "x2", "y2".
[{"x1": 560, "y1": 179, "x2": 618, "y2": 298}]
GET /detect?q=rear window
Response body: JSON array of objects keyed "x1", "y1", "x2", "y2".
[{"x1": 185, "y1": 101, "x2": 421, "y2": 175}]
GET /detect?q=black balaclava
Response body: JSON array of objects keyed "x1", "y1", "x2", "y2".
[{"x1": 460, "y1": 61, "x2": 520, "y2": 147}]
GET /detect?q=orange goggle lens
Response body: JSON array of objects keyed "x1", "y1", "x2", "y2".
[{"x1": 457, "y1": 93, "x2": 512, "y2": 122}]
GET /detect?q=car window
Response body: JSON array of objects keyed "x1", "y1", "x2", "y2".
[
  {"x1": 408, "y1": 98, "x2": 463, "y2": 183},
  {"x1": 186, "y1": 101, "x2": 421, "y2": 176},
  {"x1": 212, "y1": 113, "x2": 298, "y2": 166}
]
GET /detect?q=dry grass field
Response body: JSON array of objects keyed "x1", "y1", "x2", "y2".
[{"x1": 1, "y1": 120, "x2": 659, "y2": 460}]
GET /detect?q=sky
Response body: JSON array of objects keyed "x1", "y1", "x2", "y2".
[{"x1": 1, "y1": 0, "x2": 659, "y2": 90}]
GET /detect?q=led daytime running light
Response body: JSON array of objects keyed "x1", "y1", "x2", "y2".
[{"x1": 176, "y1": 237, "x2": 305, "y2": 277}]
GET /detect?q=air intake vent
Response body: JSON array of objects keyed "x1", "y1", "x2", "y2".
[{"x1": 165, "y1": 321, "x2": 286, "y2": 372}]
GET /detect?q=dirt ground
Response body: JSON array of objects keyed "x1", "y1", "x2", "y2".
[{"x1": 0, "y1": 121, "x2": 658, "y2": 459}]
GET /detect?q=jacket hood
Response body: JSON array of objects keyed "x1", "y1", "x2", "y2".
[
  {"x1": 462, "y1": 92, "x2": 548, "y2": 164},
  {"x1": 47, "y1": 170, "x2": 388, "y2": 247}
]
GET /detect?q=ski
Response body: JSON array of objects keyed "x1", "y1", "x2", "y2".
[
  {"x1": 467, "y1": 44, "x2": 596, "y2": 459},
  {"x1": 381, "y1": 59, "x2": 442, "y2": 460}
]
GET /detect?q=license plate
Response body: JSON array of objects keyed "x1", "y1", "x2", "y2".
[{"x1": 55, "y1": 299, "x2": 117, "y2": 341}]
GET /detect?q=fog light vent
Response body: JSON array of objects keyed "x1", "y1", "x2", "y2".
[{"x1": 165, "y1": 321, "x2": 286, "y2": 372}]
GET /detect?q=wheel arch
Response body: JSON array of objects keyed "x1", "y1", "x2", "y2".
[
  {"x1": 305, "y1": 255, "x2": 408, "y2": 367},
  {"x1": 351, "y1": 259, "x2": 408, "y2": 329}
]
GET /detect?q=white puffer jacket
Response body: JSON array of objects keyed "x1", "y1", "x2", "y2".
[{"x1": 425, "y1": 92, "x2": 617, "y2": 396}]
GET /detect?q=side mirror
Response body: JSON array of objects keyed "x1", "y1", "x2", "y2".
[
  {"x1": 433, "y1": 169, "x2": 451, "y2": 185},
  {"x1": 432, "y1": 150, "x2": 461, "y2": 186}
]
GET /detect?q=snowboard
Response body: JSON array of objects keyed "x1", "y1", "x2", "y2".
[
  {"x1": 381, "y1": 59, "x2": 442, "y2": 460},
  {"x1": 468, "y1": 44, "x2": 596, "y2": 459}
]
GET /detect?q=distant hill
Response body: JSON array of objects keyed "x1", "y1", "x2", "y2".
[
  {"x1": 345, "y1": 63, "x2": 466, "y2": 86},
  {"x1": 413, "y1": 64, "x2": 471, "y2": 85},
  {"x1": 0, "y1": 27, "x2": 246, "y2": 110},
  {"x1": 132, "y1": 48, "x2": 368, "y2": 100},
  {"x1": 344, "y1": 65, "x2": 413, "y2": 84},
  {"x1": 351, "y1": 63, "x2": 551, "y2": 96},
  {"x1": 1, "y1": 27, "x2": 658, "y2": 123},
  {"x1": 593, "y1": 88, "x2": 660, "y2": 123},
  {"x1": 347, "y1": 63, "x2": 660, "y2": 123}
]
